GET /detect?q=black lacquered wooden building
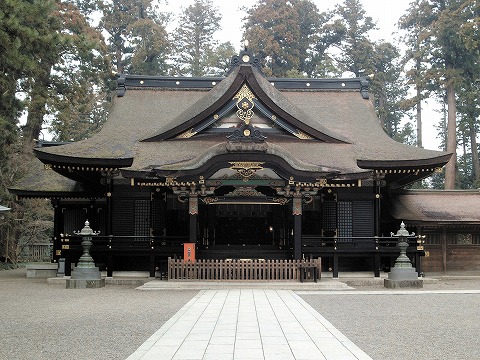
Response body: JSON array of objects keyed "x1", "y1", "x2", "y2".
[{"x1": 11, "y1": 50, "x2": 453, "y2": 277}]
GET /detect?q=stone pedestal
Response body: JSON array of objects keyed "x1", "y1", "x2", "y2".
[
  {"x1": 385, "y1": 266, "x2": 423, "y2": 288},
  {"x1": 384, "y1": 278, "x2": 423, "y2": 288},
  {"x1": 66, "y1": 278, "x2": 105, "y2": 289}
]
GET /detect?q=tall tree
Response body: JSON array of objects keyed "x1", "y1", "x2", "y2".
[
  {"x1": 19, "y1": 0, "x2": 62, "y2": 150},
  {"x1": 171, "y1": 0, "x2": 223, "y2": 76},
  {"x1": 0, "y1": 0, "x2": 31, "y2": 173},
  {"x1": 334, "y1": 0, "x2": 376, "y2": 77},
  {"x1": 100, "y1": 0, "x2": 141, "y2": 74},
  {"x1": 243, "y1": 0, "x2": 300, "y2": 77},
  {"x1": 243, "y1": 0, "x2": 343, "y2": 78},
  {"x1": 398, "y1": 0, "x2": 437, "y2": 148},
  {"x1": 21, "y1": 1, "x2": 112, "y2": 146},
  {"x1": 0, "y1": 0, "x2": 61, "y2": 262},
  {"x1": 400, "y1": 0, "x2": 479, "y2": 188},
  {"x1": 371, "y1": 42, "x2": 413, "y2": 144}
]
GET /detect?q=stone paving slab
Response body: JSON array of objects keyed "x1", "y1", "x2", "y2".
[{"x1": 127, "y1": 289, "x2": 372, "y2": 360}]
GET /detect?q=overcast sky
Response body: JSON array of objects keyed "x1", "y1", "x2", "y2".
[{"x1": 161, "y1": 0, "x2": 442, "y2": 150}]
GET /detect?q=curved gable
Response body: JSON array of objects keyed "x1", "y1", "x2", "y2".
[{"x1": 142, "y1": 60, "x2": 347, "y2": 143}]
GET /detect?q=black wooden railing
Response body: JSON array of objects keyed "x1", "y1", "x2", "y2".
[
  {"x1": 58, "y1": 234, "x2": 422, "y2": 278},
  {"x1": 301, "y1": 235, "x2": 423, "y2": 277}
]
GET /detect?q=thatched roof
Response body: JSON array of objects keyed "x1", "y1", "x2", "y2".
[
  {"x1": 391, "y1": 190, "x2": 480, "y2": 225},
  {"x1": 30, "y1": 52, "x2": 450, "y2": 188}
]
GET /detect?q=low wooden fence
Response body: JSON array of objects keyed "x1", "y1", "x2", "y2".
[
  {"x1": 167, "y1": 258, "x2": 321, "y2": 281},
  {"x1": 21, "y1": 243, "x2": 52, "y2": 262}
]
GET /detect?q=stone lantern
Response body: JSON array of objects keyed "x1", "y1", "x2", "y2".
[
  {"x1": 384, "y1": 222, "x2": 423, "y2": 288},
  {"x1": 66, "y1": 220, "x2": 105, "y2": 289}
]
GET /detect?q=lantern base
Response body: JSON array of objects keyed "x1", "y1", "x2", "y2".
[
  {"x1": 384, "y1": 278, "x2": 423, "y2": 289},
  {"x1": 66, "y1": 278, "x2": 105, "y2": 289},
  {"x1": 71, "y1": 266, "x2": 102, "y2": 280},
  {"x1": 387, "y1": 266, "x2": 419, "y2": 281}
]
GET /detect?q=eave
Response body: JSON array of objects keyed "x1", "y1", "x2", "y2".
[
  {"x1": 358, "y1": 154, "x2": 452, "y2": 188},
  {"x1": 34, "y1": 148, "x2": 133, "y2": 168}
]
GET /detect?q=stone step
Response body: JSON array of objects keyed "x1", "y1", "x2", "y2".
[{"x1": 137, "y1": 278, "x2": 352, "y2": 290}]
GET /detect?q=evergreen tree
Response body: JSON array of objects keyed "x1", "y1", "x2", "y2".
[
  {"x1": 171, "y1": 0, "x2": 223, "y2": 76},
  {"x1": 370, "y1": 41, "x2": 412, "y2": 143},
  {"x1": 22, "y1": 1, "x2": 112, "y2": 144},
  {"x1": 334, "y1": 0, "x2": 376, "y2": 77},
  {"x1": 399, "y1": 0, "x2": 479, "y2": 189},
  {"x1": 243, "y1": 0, "x2": 343, "y2": 78},
  {"x1": 398, "y1": 0, "x2": 434, "y2": 148}
]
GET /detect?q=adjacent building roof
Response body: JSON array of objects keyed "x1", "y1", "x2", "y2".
[
  {"x1": 9, "y1": 158, "x2": 91, "y2": 198},
  {"x1": 391, "y1": 190, "x2": 480, "y2": 225}
]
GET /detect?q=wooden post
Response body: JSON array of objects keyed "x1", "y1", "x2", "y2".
[
  {"x1": 442, "y1": 227, "x2": 447, "y2": 273},
  {"x1": 374, "y1": 252, "x2": 380, "y2": 277},
  {"x1": 333, "y1": 253, "x2": 339, "y2": 278},
  {"x1": 106, "y1": 175, "x2": 113, "y2": 277},
  {"x1": 293, "y1": 195, "x2": 302, "y2": 260},
  {"x1": 51, "y1": 200, "x2": 61, "y2": 263},
  {"x1": 189, "y1": 194, "x2": 198, "y2": 244},
  {"x1": 374, "y1": 179, "x2": 381, "y2": 237}
]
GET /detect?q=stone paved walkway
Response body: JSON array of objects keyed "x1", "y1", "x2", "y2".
[{"x1": 127, "y1": 289, "x2": 372, "y2": 360}]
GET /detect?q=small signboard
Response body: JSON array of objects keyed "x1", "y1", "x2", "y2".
[{"x1": 184, "y1": 243, "x2": 196, "y2": 262}]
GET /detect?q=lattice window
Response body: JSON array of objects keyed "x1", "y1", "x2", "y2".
[
  {"x1": 473, "y1": 234, "x2": 480, "y2": 245},
  {"x1": 322, "y1": 200, "x2": 337, "y2": 232},
  {"x1": 112, "y1": 199, "x2": 134, "y2": 236},
  {"x1": 62, "y1": 208, "x2": 87, "y2": 235},
  {"x1": 352, "y1": 201, "x2": 374, "y2": 237},
  {"x1": 337, "y1": 201, "x2": 353, "y2": 241},
  {"x1": 424, "y1": 233, "x2": 441, "y2": 245},
  {"x1": 134, "y1": 200, "x2": 150, "y2": 237}
]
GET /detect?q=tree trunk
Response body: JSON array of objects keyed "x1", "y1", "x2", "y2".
[
  {"x1": 444, "y1": 66, "x2": 457, "y2": 189},
  {"x1": 416, "y1": 58, "x2": 422, "y2": 148},
  {"x1": 416, "y1": 90, "x2": 422, "y2": 148},
  {"x1": 469, "y1": 117, "x2": 480, "y2": 185},
  {"x1": 23, "y1": 69, "x2": 51, "y2": 151}
]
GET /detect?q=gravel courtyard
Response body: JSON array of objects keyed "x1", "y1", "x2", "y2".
[
  {"x1": 1, "y1": 267, "x2": 480, "y2": 360},
  {"x1": 0, "y1": 268, "x2": 198, "y2": 360},
  {"x1": 300, "y1": 278, "x2": 480, "y2": 360}
]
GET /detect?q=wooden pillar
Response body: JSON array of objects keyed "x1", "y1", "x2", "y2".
[
  {"x1": 293, "y1": 194, "x2": 302, "y2": 260},
  {"x1": 373, "y1": 179, "x2": 381, "y2": 277},
  {"x1": 51, "y1": 199, "x2": 61, "y2": 263},
  {"x1": 374, "y1": 252, "x2": 380, "y2": 278},
  {"x1": 106, "y1": 175, "x2": 113, "y2": 277},
  {"x1": 373, "y1": 179, "x2": 381, "y2": 237},
  {"x1": 333, "y1": 253, "x2": 339, "y2": 278},
  {"x1": 189, "y1": 193, "x2": 198, "y2": 244},
  {"x1": 442, "y1": 226, "x2": 447, "y2": 273}
]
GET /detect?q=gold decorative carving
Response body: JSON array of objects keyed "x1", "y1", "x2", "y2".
[
  {"x1": 295, "y1": 130, "x2": 314, "y2": 140},
  {"x1": 176, "y1": 128, "x2": 197, "y2": 139},
  {"x1": 225, "y1": 187, "x2": 265, "y2": 197},
  {"x1": 292, "y1": 195, "x2": 302, "y2": 216},
  {"x1": 272, "y1": 198, "x2": 290, "y2": 205},
  {"x1": 233, "y1": 84, "x2": 256, "y2": 124},
  {"x1": 229, "y1": 161, "x2": 264, "y2": 182},
  {"x1": 44, "y1": 164, "x2": 52, "y2": 170},
  {"x1": 202, "y1": 197, "x2": 218, "y2": 204},
  {"x1": 189, "y1": 195, "x2": 198, "y2": 215}
]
